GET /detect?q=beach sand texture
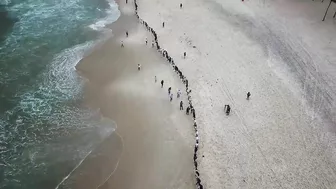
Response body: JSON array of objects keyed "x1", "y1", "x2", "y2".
[
  {"x1": 136, "y1": 0, "x2": 336, "y2": 188},
  {"x1": 76, "y1": 1, "x2": 195, "y2": 188}
]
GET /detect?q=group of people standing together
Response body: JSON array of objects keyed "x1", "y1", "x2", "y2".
[{"x1": 130, "y1": 0, "x2": 204, "y2": 188}]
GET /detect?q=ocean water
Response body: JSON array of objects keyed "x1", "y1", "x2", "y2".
[{"x1": 0, "y1": 0, "x2": 120, "y2": 188}]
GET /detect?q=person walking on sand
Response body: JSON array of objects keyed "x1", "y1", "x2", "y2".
[
  {"x1": 162, "y1": 22, "x2": 165, "y2": 28},
  {"x1": 168, "y1": 87, "x2": 172, "y2": 95},
  {"x1": 246, "y1": 92, "x2": 251, "y2": 100},
  {"x1": 177, "y1": 89, "x2": 181, "y2": 98},
  {"x1": 170, "y1": 93, "x2": 173, "y2": 101},
  {"x1": 180, "y1": 3, "x2": 183, "y2": 8},
  {"x1": 161, "y1": 80, "x2": 164, "y2": 88},
  {"x1": 184, "y1": 52, "x2": 186, "y2": 59},
  {"x1": 138, "y1": 64, "x2": 141, "y2": 71},
  {"x1": 126, "y1": 31, "x2": 128, "y2": 37},
  {"x1": 155, "y1": 76, "x2": 157, "y2": 83},
  {"x1": 180, "y1": 101, "x2": 183, "y2": 110}
]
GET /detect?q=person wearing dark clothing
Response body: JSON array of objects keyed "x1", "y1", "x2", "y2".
[
  {"x1": 185, "y1": 79, "x2": 189, "y2": 88},
  {"x1": 126, "y1": 0, "x2": 128, "y2": 3},
  {"x1": 162, "y1": 22, "x2": 165, "y2": 28},
  {"x1": 168, "y1": 87, "x2": 171, "y2": 95},
  {"x1": 184, "y1": 52, "x2": 186, "y2": 58},
  {"x1": 126, "y1": 31, "x2": 128, "y2": 37},
  {"x1": 224, "y1": 105, "x2": 231, "y2": 115},
  {"x1": 180, "y1": 3, "x2": 183, "y2": 8},
  {"x1": 186, "y1": 106, "x2": 190, "y2": 115},
  {"x1": 161, "y1": 80, "x2": 164, "y2": 88},
  {"x1": 246, "y1": 92, "x2": 251, "y2": 100},
  {"x1": 192, "y1": 110, "x2": 196, "y2": 119},
  {"x1": 145, "y1": 38, "x2": 148, "y2": 45},
  {"x1": 180, "y1": 101, "x2": 183, "y2": 110}
]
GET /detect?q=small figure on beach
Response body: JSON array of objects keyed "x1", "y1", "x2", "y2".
[
  {"x1": 121, "y1": 41, "x2": 124, "y2": 48},
  {"x1": 192, "y1": 109, "x2": 196, "y2": 119},
  {"x1": 152, "y1": 41, "x2": 154, "y2": 48},
  {"x1": 146, "y1": 38, "x2": 148, "y2": 45},
  {"x1": 180, "y1": 101, "x2": 183, "y2": 110},
  {"x1": 168, "y1": 87, "x2": 172, "y2": 95},
  {"x1": 155, "y1": 76, "x2": 157, "y2": 83},
  {"x1": 177, "y1": 89, "x2": 181, "y2": 98},
  {"x1": 180, "y1": 3, "x2": 183, "y2": 8},
  {"x1": 186, "y1": 106, "x2": 190, "y2": 115},
  {"x1": 224, "y1": 105, "x2": 231, "y2": 115},
  {"x1": 162, "y1": 22, "x2": 165, "y2": 28},
  {"x1": 184, "y1": 52, "x2": 186, "y2": 58},
  {"x1": 126, "y1": 0, "x2": 128, "y2": 4},
  {"x1": 138, "y1": 64, "x2": 141, "y2": 71},
  {"x1": 161, "y1": 80, "x2": 164, "y2": 88},
  {"x1": 246, "y1": 92, "x2": 251, "y2": 100},
  {"x1": 126, "y1": 31, "x2": 128, "y2": 37},
  {"x1": 170, "y1": 93, "x2": 173, "y2": 101}
]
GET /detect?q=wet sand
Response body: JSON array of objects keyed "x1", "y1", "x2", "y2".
[{"x1": 76, "y1": 1, "x2": 195, "y2": 188}]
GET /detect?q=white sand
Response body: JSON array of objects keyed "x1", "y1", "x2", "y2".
[{"x1": 137, "y1": 0, "x2": 336, "y2": 188}]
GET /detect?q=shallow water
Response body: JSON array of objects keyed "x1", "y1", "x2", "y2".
[{"x1": 0, "y1": 0, "x2": 120, "y2": 188}]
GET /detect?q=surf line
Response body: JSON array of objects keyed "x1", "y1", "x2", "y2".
[
  {"x1": 95, "y1": 130, "x2": 124, "y2": 189},
  {"x1": 55, "y1": 149, "x2": 93, "y2": 189},
  {"x1": 133, "y1": 0, "x2": 204, "y2": 188}
]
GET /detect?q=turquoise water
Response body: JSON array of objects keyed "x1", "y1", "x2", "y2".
[{"x1": 0, "y1": 0, "x2": 120, "y2": 188}]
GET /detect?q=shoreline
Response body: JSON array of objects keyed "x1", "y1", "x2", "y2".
[{"x1": 76, "y1": 0, "x2": 196, "y2": 188}]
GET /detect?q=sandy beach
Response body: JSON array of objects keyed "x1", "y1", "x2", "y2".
[
  {"x1": 76, "y1": 1, "x2": 195, "y2": 188},
  {"x1": 135, "y1": 0, "x2": 336, "y2": 188}
]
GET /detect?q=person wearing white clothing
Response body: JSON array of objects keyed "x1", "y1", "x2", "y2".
[{"x1": 177, "y1": 89, "x2": 182, "y2": 98}]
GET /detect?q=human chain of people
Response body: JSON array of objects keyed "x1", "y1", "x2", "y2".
[{"x1": 130, "y1": 0, "x2": 204, "y2": 188}]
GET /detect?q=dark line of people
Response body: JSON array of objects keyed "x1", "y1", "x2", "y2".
[{"x1": 132, "y1": 0, "x2": 204, "y2": 188}]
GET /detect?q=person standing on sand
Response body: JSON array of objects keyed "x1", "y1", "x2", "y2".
[
  {"x1": 186, "y1": 106, "x2": 190, "y2": 115},
  {"x1": 161, "y1": 80, "x2": 164, "y2": 88},
  {"x1": 162, "y1": 22, "x2": 165, "y2": 28},
  {"x1": 184, "y1": 52, "x2": 186, "y2": 58},
  {"x1": 168, "y1": 87, "x2": 172, "y2": 95},
  {"x1": 126, "y1": 0, "x2": 128, "y2": 4},
  {"x1": 170, "y1": 93, "x2": 173, "y2": 101},
  {"x1": 246, "y1": 92, "x2": 251, "y2": 100},
  {"x1": 180, "y1": 3, "x2": 183, "y2": 8},
  {"x1": 224, "y1": 105, "x2": 231, "y2": 115},
  {"x1": 155, "y1": 76, "x2": 157, "y2": 83},
  {"x1": 126, "y1": 31, "x2": 128, "y2": 37},
  {"x1": 121, "y1": 41, "x2": 124, "y2": 48},
  {"x1": 180, "y1": 101, "x2": 183, "y2": 110},
  {"x1": 138, "y1": 64, "x2": 141, "y2": 71},
  {"x1": 146, "y1": 38, "x2": 148, "y2": 45}
]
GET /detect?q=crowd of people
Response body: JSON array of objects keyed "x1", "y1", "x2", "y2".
[{"x1": 132, "y1": 0, "x2": 204, "y2": 188}]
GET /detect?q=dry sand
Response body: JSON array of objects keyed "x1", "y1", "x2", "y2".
[
  {"x1": 136, "y1": 0, "x2": 336, "y2": 188},
  {"x1": 76, "y1": 1, "x2": 195, "y2": 189}
]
